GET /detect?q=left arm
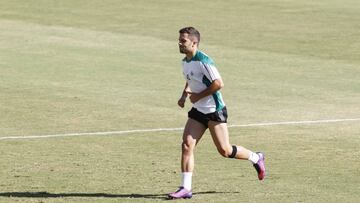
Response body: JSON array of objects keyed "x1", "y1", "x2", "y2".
[{"x1": 187, "y1": 78, "x2": 224, "y2": 104}]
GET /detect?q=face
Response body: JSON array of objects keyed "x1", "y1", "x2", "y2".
[{"x1": 178, "y1": 33, "x2": 197, "y2": 54}]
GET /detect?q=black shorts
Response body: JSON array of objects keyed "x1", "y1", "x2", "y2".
[{"x1": 188, "y1": 107, "x2": 228, "y2": 128}]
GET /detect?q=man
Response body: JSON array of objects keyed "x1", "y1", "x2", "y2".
[{"x1": 168, "y1": 27, "x2": 266, "y2": 200}]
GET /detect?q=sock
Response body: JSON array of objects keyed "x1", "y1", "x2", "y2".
[
  {"x1": 181, "y1": 172, "x2": 192, "y2": 191},
  {"x1": 248, "y1": 152, "x2": 260, "y2": 164}
]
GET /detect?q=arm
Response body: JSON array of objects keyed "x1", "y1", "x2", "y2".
[
  {"x1": 187, "y1": 78, "x2": 224, "y2": 104},
  {"x1": 178, "y1": 82, "x2": 190, "y2": 108}
]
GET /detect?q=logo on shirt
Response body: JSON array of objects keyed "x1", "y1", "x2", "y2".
[{"x1": 186, "y1": 71, "x2": 194, "y2": 80}]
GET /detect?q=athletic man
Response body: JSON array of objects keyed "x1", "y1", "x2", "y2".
[{"x1": 168, "y1": 27, "x2": 266, "y2": 199}]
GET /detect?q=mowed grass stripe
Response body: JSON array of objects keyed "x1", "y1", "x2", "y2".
[{"x1": 1, "y1": 19, "x2": 359, "y2": 136}]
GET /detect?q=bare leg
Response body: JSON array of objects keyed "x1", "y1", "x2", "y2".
[
  {"x1": 208, "y1": 121, "x2": 253, "y2": 160},
  {"x1": 181, "y1": 118, "x2": 207, "y2": 172}
]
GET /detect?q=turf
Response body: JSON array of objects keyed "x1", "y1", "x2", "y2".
[{"x1": 0, "y1": 0, "x2": 359, "y2": 202}]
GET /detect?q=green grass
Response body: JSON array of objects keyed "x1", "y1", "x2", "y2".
[{"x1": 0, "y1": 0, "x2": 359, "y2": 202}]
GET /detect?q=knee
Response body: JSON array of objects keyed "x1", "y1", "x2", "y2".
[
  {"x1": 218, "y1": 145, "x2": 237, "y2": 158},
  {"x1": 182, "y1": 139, "x2": 196, "y2": 154},
  {"x1": 217, "y1": 146, "x2": 234, "y2": 158}
]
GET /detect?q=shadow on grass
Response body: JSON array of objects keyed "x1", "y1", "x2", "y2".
[{"x1": 0, "y1": 191, "x2": 239, "y2": 200}]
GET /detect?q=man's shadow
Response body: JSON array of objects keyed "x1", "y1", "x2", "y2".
[
  {"x1": 0, "y1": 191, "x2": 237, "y2": 200},
  {"x1": 0, "y1": 192, "x2": 166, "y2": 199}
]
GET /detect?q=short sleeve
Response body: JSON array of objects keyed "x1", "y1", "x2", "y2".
[{"x1": 201, "y1": 62, "x2": 221, "y2": 81}]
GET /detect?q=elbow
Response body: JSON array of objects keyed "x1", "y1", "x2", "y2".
[
  {"x1": 211, "y1": 79, "x2": 224, "y2": 91},
  {"x1": 219, "y1": 81, "x2": 224, "y2": 89},
  {"x1": 216, "y1": 79, "x2": 224, "y2": 89}
]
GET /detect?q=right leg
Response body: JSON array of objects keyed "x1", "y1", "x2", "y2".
[
  {"x1": 181, "y1": 118, "x2": 207, "y2": 172},
  {"x1": 169, "y1": 118, "x2": 206, "y2": 199}
]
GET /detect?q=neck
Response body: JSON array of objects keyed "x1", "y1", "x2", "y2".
[{"x1": 186, "y1": 49, "x2": 197, "y2": 60}]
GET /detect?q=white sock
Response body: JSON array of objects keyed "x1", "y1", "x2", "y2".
[
  {"x1": 248, "y1": 152, "x2": 260, "y2": 164},
  {"x1": 181, "y1": 172, "x2": 192, "y2": 191}
]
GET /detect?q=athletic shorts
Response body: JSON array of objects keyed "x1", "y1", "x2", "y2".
[{"x1": 188, "y1": 107, "x2": 228, "y2": 128}]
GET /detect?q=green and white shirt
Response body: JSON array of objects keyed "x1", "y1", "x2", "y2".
[{"x1": 182, "y1": 50, "x2": 225, "y2": 114}]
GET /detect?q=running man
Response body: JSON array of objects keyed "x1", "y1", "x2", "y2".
[{"x1": 168, "y1": 27, "x2": 266, "y2": 200}]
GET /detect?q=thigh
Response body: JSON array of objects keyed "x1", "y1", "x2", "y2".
[
  {"x1": 183, "y1": 118, "x2": 207, "y2": 146},
  {"x1": 208, "y1": 121, "x2": 231, "y2": 150}
]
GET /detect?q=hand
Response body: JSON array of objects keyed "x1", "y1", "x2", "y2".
[
  {"x1": 178, "y1": 96, "x2": 186, "y2": 108},
  {"x1": 187, "y1": 91, "x2": 201, "y2": 104}
]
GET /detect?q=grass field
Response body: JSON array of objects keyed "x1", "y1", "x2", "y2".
[{"x1": 0, "y1": 0, "x2": 359, "y2": 202}]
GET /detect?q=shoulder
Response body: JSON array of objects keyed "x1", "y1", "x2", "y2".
[{"x1": 192, "y1": 51, "x2": 215, "y2": 65}]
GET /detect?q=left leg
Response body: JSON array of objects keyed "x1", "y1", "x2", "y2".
[
  {"x1": 208, "y1": 121, "x2": 266, "y2": 180},
  {"x1": 208, "y1": 121, "x2": 252, "y2": 159}
]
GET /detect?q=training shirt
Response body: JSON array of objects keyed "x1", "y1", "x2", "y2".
[{"x1": 182, "y1": 50, "x2": 225, "y2": 114}]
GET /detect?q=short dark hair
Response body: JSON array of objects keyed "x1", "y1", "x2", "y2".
[{"x1": 179, "y1": 27, "x2": 200, "y2": 45}]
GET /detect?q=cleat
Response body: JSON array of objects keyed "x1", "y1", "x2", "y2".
[
  {"x1": 168, "y1": 187, "x2": 193, "y2": 199},
  {"x1": 253, "y1": 152, "x2": 266, "y2": 180}
]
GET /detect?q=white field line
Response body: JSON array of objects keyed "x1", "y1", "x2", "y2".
[{"x1": 1, "y1": 118, "x2": 360, "y2": 141}]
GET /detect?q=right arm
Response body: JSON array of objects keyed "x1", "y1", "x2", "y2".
[{"x1": 178, "y1": 82, "x2": 190, "y2": 108}]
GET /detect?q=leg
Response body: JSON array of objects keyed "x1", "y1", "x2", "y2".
[
  {"x1": 169, "y1": 118, "x2": 206, "y2": 199},
  {"x1": 182, "y1": 118, "x2": 207, "y2": 172},
  {"x1": 208, "y1": 121, "x2": 252, "y2": 159},
  {"x1": 208, "y1": 121, "x2": 266, "y2": 180}
]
